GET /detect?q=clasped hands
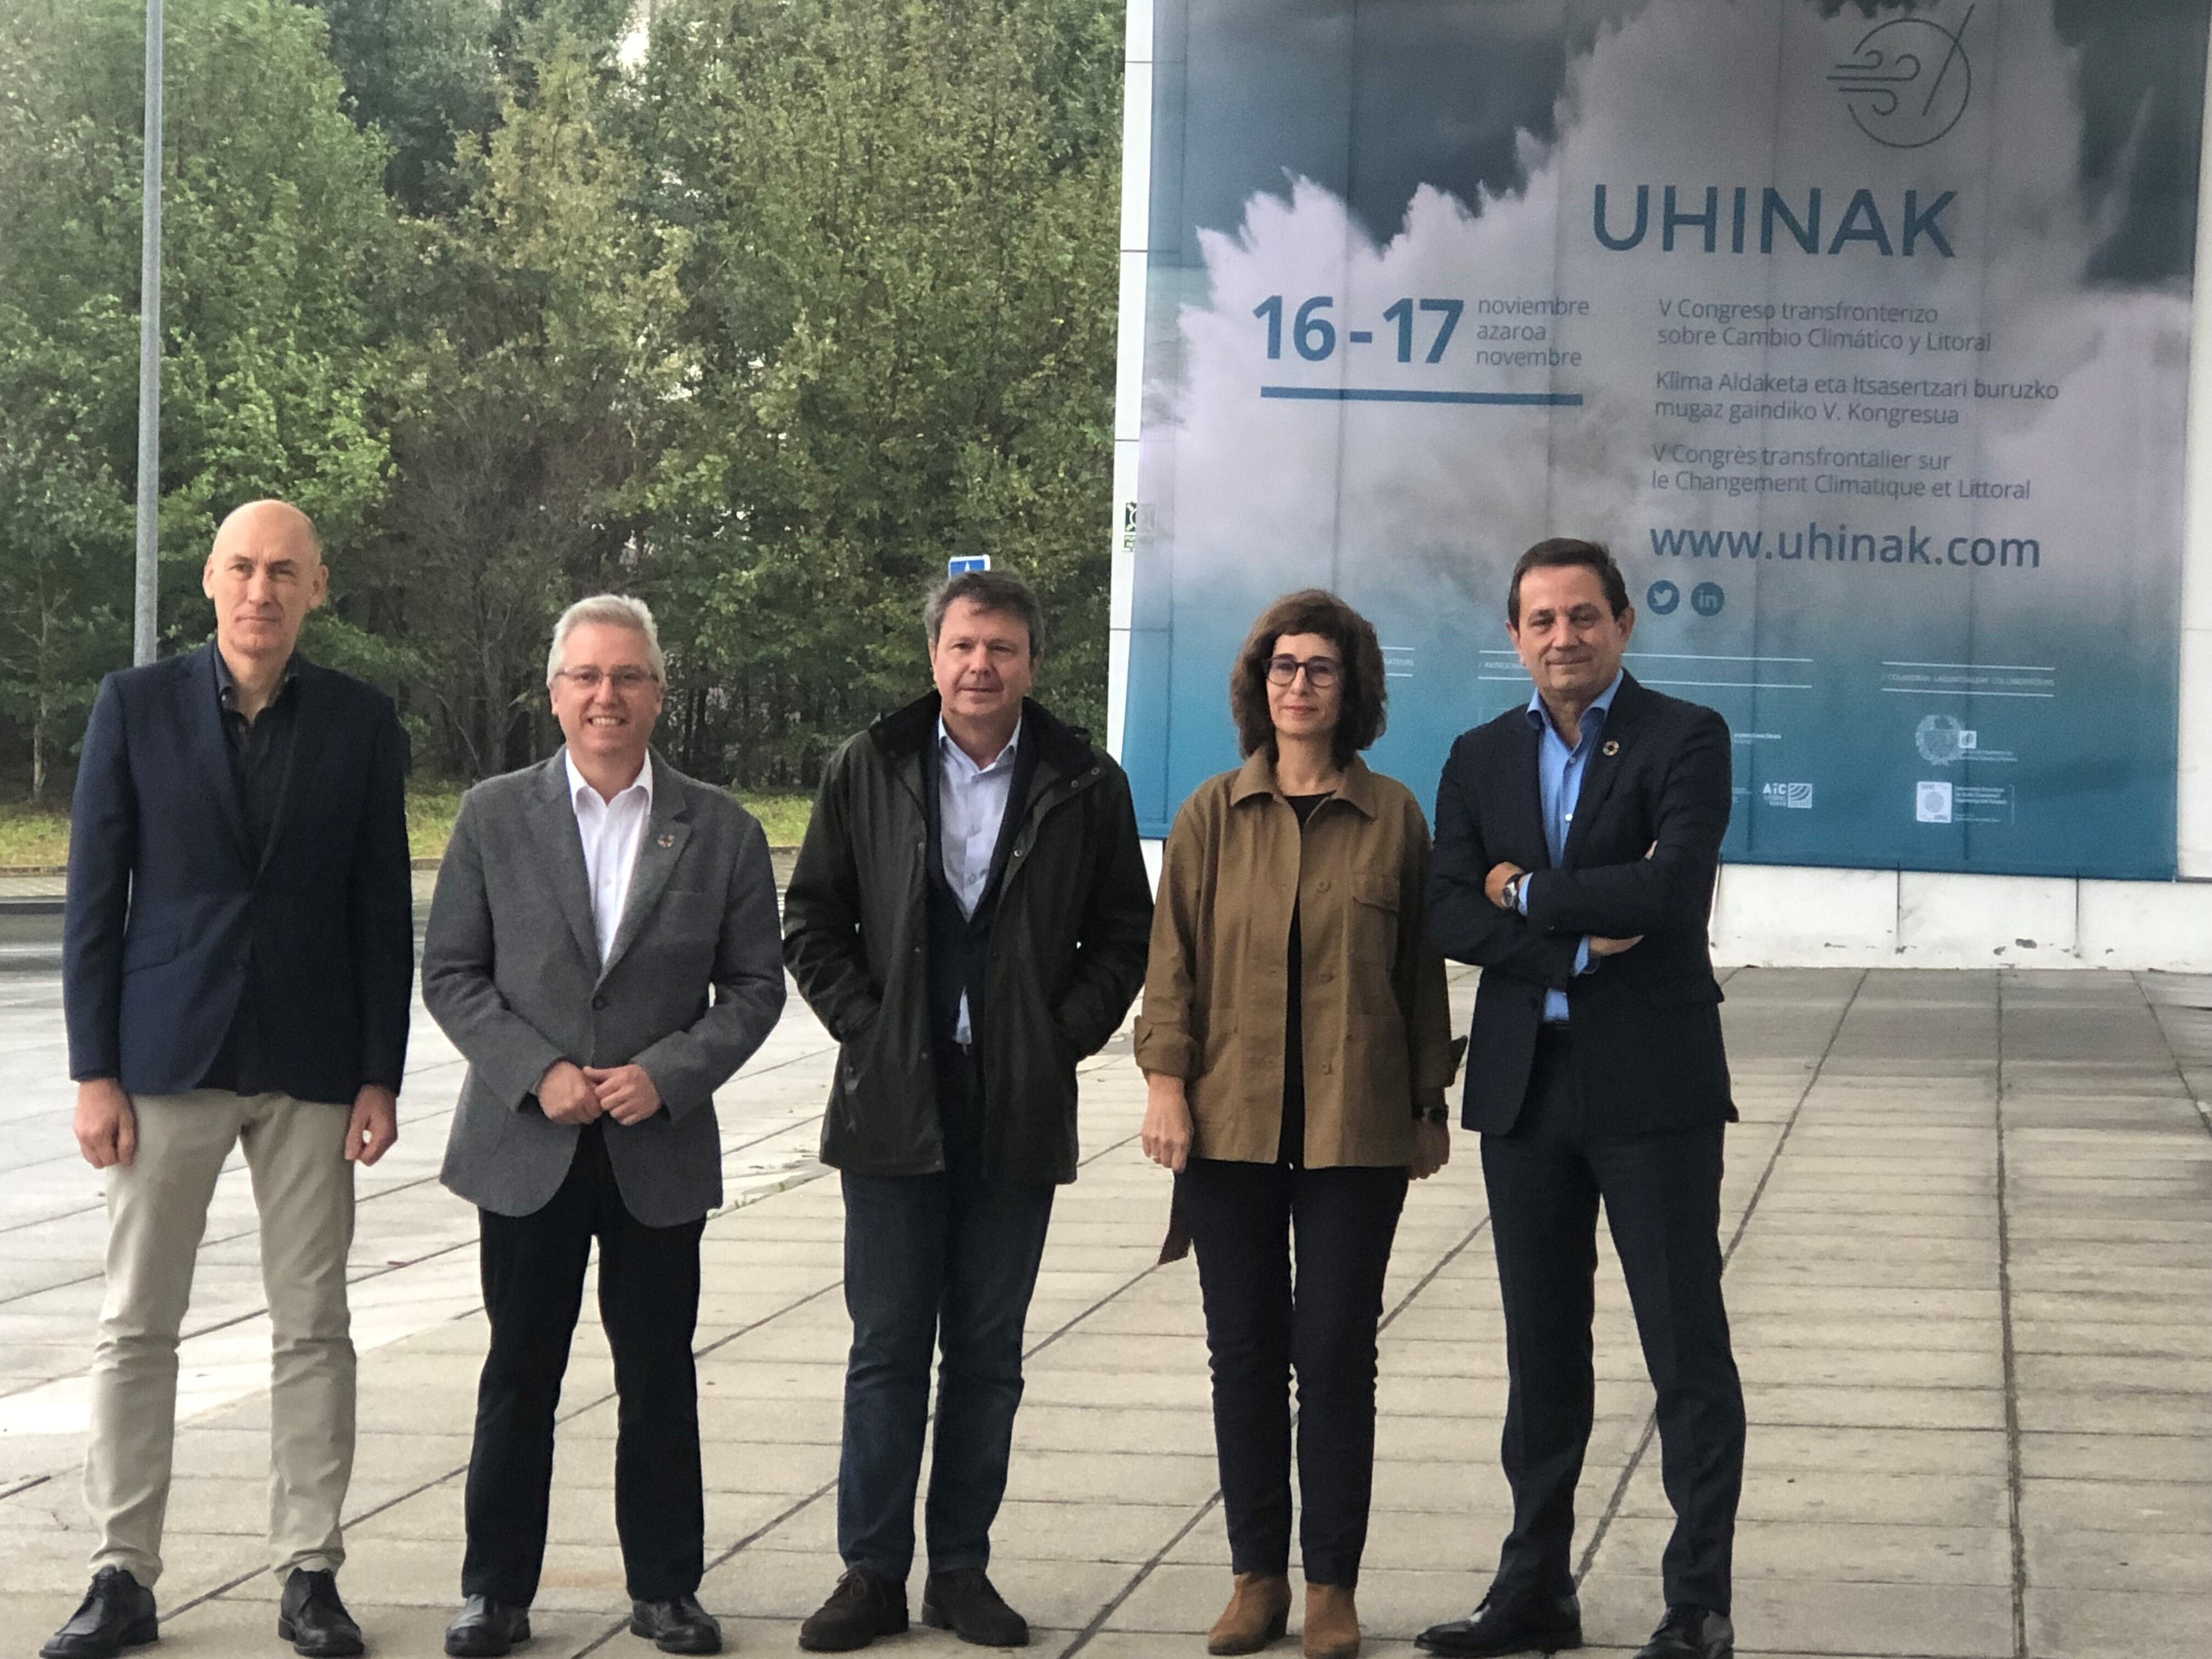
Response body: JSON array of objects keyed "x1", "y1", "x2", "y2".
[
  {"x1": 538, "y1": 1058, "x2": 661, "y2": 1126},
  {"x1": 1484, "y1": 860, "x2": 1643, "y2": 958}
]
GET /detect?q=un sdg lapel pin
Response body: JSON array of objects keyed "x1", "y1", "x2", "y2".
[{"x1": 1601, "y1": 740, "x2": 1621, "y2": 757}]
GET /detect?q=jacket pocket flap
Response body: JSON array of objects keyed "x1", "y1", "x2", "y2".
[
  {"x1": 122, "y1": 926, "x2": 182, "y2": 973},
  {"x1": 1352, "y1": 872, "x2": 1400, "y2": 909},
  {"x1": 1644, "y1": 977, "x2": 1723, "y2": 1008}
]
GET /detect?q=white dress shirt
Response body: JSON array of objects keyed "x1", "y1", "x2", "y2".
[
  {"x1": 937, "y1": 716, "x2": 1022, "y2": 1044},
  {"x1": 566, "y1": 750, "x2": 654, "y2": 963}
]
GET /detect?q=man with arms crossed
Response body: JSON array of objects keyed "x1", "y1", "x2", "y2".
[
  {"x1": 1418, "y1": 539, "x2": 1743, "y2": 1659},
  {"x1": 783, "y1": 569, "x2": 1152, "y2": 1651},
  {"x1": 51, "y1": 500, "x2": 413, "y2": 1659},
  {"x1": 424, "y1": 596, "x2": 786, "y2": 1658}
]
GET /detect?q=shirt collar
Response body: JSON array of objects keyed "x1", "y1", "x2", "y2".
[
  {"x1": 1525, "y1": 668, "x2": 1626, "y2": 746},
  {"x1": 213, "y1": 646, "x2": 302, "y2": 710},
  {"x1": 937, "y1": 715, "x2": 1022, "y2": 777},
  {"x1": 565, "y1": 748, "x2": 653, "y2": 809}
]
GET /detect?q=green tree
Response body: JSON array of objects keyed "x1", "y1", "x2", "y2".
[
  {"x1": 300, "y1": 0, "x2": 502, "y2": 214},
  {"x1": 634, "y1": 0, "x2": 1122, "y2": 785},
  {"x1": 365, "y1": 38, "x2": 688, "y2": 775},
  {"x1": 0, "y1": 0, "x2": 399, "y2": 783}
]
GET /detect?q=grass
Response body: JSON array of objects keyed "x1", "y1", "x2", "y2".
[
  {"x1": 0, "y1": 782, "x2": 816, "y2": 871},
  {"x1": 0, "y1": 802, "x2": 71, "y2": 868}
]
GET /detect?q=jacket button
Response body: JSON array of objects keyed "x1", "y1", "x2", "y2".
[
  {"x1": 1320, "y1": 1060, "x2": 1334, "y2": 1074},
  {"x1": 1316, "y1": 879, "x2": 1331, "y2": 892},
  {"x1": 592, "y1": 995, "x2": 607, "y2": 1010}
]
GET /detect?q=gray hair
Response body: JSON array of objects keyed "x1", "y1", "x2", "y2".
[
  {"x1": 923, "y1": 568, "x2": 1046, "y2": 658},
  {"x1": 545, "y1": 594, "x2": 667, "y2": 687}
]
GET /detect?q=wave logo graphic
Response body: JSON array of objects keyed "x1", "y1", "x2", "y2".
[{"x1": 1830, "y1": 7, "x2": 1973, "y2": 150}]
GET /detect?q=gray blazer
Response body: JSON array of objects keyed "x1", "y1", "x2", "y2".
[{"x1": 425, "y1": 750, "x2": 787, "y2": 1226}]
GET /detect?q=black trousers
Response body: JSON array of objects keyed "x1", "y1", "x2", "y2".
[
  {"x1": 1480, "y1": 1030, "x2": 1744, "y2": 1614},
  {"x1": 1178, "y1": 1158, "x2": 1408, "y2": 1587},
  {"x1": 836, "y1": 1045, "x2": 1056, "y2": 1581},
  {"x1": 462, "y1": 1121, "x2": 707, "y2": 1605}
]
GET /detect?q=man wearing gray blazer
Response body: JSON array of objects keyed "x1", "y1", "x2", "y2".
[{"x1": 424, "y1": 595, "x2": 786, "y2": 1659}]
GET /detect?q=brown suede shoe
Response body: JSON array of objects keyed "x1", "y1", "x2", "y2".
[
  {"x1": 1207, "y1": 1572, "x2": 1292, "y2": 1655},
  {"x1": 1302, "y1": 1583, "x2": 1359, "y2": 1659}
]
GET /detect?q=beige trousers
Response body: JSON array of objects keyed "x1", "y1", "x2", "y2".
[{"x1": 84, "y1": 1090, "x2": 357, "y2": 1585}]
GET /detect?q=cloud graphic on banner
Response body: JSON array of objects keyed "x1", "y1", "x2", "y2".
[{"x1": 1149, "y1": 0, "x2": 2190, "y2": 658}]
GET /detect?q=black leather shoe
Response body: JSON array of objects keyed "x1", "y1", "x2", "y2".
[
  {"x1": 443, "y1": 1594, "x2": 532, "y2": 1658},
  {"x1": 630, "y1": 1593, "x2": 723, "y2": 1655},
  {"x1": 41, "y1": 1568, "x2": 158, "y2": 1659},
  {"x1": 798, "y1": 1568, "x2": 909, "y2": 1652},
  {"x1": 921, "y1": 1568, "x2": 1029, "y2": 1647},
  {"x1": 276, "y1": 1570, "x2": 363, "y2": 1658},
  {"x1": 1634, "y1": 1606, "x2": 1733, "y2": 1659},
  {"x1": 1415, "y1": 1588, "x2": 1583, "y2": 1656}
]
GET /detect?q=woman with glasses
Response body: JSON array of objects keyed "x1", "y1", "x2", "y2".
[{"x1": 1135, "y1": 590, "x2": 1460, "y2": 1659}]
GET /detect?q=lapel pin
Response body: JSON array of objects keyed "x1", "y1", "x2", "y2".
[
  {"x1": 1601, "y1": 740, "x2": 1620, "y2": 757},
  {"x1": 657, "y1": 832, "x2": 675, "y2": 848}
]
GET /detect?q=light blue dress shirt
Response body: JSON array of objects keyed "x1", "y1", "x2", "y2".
[
  {"x1": 1520, "y1": 670, "x2": 1624, "y2": 1023},
  {"x1": 938, "y1": 716, "x2": 1022, "y2": 1044}
]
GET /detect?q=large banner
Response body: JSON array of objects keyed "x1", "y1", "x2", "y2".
[{"x1": 1124, "y1": 0, "x2": 2208, "y2": 879}]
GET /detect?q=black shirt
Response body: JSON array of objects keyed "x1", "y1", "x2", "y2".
[
  {"x1": 212, "y1": 649, "x2": 302, "y2": 859},
  {"x1": 199, "y1": 650, "x2": 303, "y2": 1094},
  {"x1": 1280, "y1": 793, "x2": 1330, "y2": 1167}
]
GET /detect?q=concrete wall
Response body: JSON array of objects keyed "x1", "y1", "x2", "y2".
[{"x1": 1104, "y1": 2, "x2": 2212, "y2": 971}]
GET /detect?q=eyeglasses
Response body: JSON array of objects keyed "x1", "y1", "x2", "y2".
[
  {"x1": 556, "y1": 667, "x2": 657, "y2": 692},
  {"x1": 1265, "y1": 654, "x2": 1341, "y2": 689}
]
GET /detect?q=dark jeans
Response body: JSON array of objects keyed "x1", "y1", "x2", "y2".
[
  {"x1": 462, "y1": 1122, "x2": 707, "y2": 1605},
  {"x1": 836, "y1": 1058, "x2": 1056, "y2": 1582},
  {"x1": 1178, "y1": 1157, "x2": 1408, "y2": 1587},
  {"x1": 1481, "y1": 1030, "x2": 1745, "y2": 1614}
]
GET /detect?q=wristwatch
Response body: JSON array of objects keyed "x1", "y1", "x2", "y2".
[
  {"x1": 1500, "y1": 872, "x2": 1526, "y2": 912},
  {"x1": 1414, "y1": 1102, "x2": 1450, "y2": 1126}
]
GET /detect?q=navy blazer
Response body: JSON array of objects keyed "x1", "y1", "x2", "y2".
[
  {"x1": 64, "y1": 644, "x2": 414, "y2": 1104},
  {"x1": 1426, "y1": 671, "x2": 1736, "y2": 1136}
]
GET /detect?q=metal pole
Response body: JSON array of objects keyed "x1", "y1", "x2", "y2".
[{"x1": 132, "y1": 0, "x2": 163, "y2": 666}]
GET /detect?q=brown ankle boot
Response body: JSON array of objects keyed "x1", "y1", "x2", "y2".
[
  {"x1": 1206, "y1": 1572, "x2": 1291, "y2": 1655},
  {"x1": 1302, "y1": 1583, "x2": 1359, "y2": 1659}
]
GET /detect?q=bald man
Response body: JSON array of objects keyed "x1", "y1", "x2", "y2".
[{"x1": 50, "y1": 502, "x2": 414, "y2": 1659}]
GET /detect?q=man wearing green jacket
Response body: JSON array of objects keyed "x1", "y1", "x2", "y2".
[{"x1": 784, "y1": 568, "x2": 1153, "y2": 1652}]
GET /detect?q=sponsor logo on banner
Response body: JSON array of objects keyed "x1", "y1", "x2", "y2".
[
  {"x1": 1762, "y1": 781, "x2": 1816, "y2": 809},
  {"x1": 1916, "y1": 714, "x2": 1973, "y2": 765},
  {"x1": 1916, "y1": 780, "x2": 1955, "y2": 823},
  {"x1": 1831, "y1": 9, "x2": 1975, "y2": 150}
]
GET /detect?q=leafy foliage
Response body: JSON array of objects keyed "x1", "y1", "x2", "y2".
[{"x1": 0, "y1": 0, "x2": 1124, "y2": 801}]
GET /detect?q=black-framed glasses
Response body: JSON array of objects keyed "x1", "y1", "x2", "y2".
[
  {"x1": 555, "y1": 667, "x2": 657, "y2": 693},
  {"x1": 1266, "y1": 654, "x2": 1341, "y2": 689}
]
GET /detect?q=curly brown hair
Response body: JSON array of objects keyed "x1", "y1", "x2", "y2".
[{"x1": 1228, "y1": 589, "x2": 1388, "y2": 768}]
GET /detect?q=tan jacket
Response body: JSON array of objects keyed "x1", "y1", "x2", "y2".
[{"x1": 1134, "y1": 753, "x2": 1462, "y2": 1167}]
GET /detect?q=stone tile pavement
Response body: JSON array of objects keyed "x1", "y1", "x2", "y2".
[{"x1": 0, "y1": 964, "x2": 2207, "y2": 1658}]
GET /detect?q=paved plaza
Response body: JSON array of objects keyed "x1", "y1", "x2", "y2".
[{"x1": 1, "y1": 957, "x2": 2208, "y2": 1659}]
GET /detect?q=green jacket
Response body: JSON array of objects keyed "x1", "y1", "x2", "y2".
[{"x1": 782, "y1": 692, "x2": 1154, "y2": 1183}]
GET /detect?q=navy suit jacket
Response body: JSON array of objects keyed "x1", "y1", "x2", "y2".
[
  {"x1": 64, "y1": 643, "x2": 414, "y2": 1104},
  {"x1": 1426, "y1": 671, "x2": 1736, "y2": 1136}
]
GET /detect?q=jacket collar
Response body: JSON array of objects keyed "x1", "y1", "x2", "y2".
[
  {"x1": 871, "y1": 690, "x2": 1092, "y2": 776},
  {"x1": 1228, "y1": 749, "x2": 1382, "y2": 819},
  {"x1": 211, "y1": 642, "x2": 303, "y2": 712},
  {"x1": 1523, "y1": 665, "x2": 1624, "y2": 746},
  {"x1": 533, "y1": 747, "x2": 693, "y2": 979}
]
